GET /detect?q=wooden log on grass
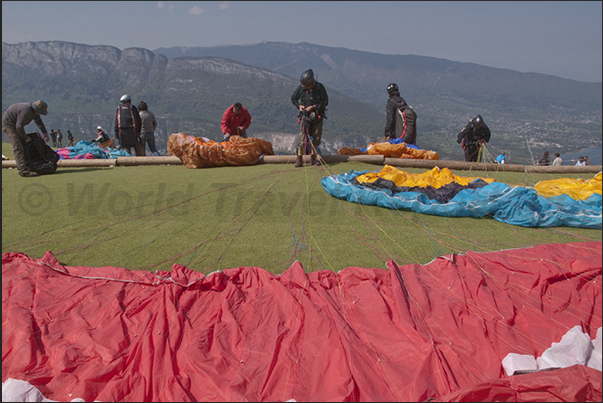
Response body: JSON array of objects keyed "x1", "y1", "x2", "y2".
[
  {"x1": 261, "y1": 155, "x2": 351, "y2": 164},
  {"x1": 2, "y1": 155, "x2": 600, "y2": 173},
  {"x1": 384, "y1": 159, "x2": 526, "y2": 172},
  {"x1": 58, "y1": 159, "x2": 116, "y2": 167},
  {"x1": 348, "y1": 155, "x2": 385, "y2": 164},
  {"x1": 384, "y1": 158, "x2": 602, "y2": 173},
  {"x1": 523, "y1": 164, "x2": 602, "y2": 174},
  {"x1": 116, "y1": 156, "x2": 183, "y2": 166},
  {"x1": 4, "y1": 159, "x2": 116, "y2": 169},
  {"x1": 2, "y1": 160, "x2": 17, "y2": 168},
  {"x1": 261, "y1": 155, "x2": 384, "y2": 165}
]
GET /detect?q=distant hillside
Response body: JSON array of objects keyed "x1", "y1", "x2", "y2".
[
  {"x1": 2, "y1": 41, "x2": 386, "y2": 155},
  {"x1": 155, "y1": 42, "x2": 603, "y2": 163},
  {"x1": 2, "y1": 41, "x2": 601, "y2": 162},
  {"x1": 155, "y1": 42, "x2": 602, "y2": 111}
]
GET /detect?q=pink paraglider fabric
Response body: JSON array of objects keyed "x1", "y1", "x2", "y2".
[{"x1": 2, "y1": 241, "x2": 601, "y2": 402}]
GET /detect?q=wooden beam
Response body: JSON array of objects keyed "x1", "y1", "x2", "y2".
[{"x1": 2, "y1": 156, "x2": 601, "y2": 173}]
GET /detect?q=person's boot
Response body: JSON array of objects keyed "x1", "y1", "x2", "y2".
[
  {"x1": 19, "y1": 170, "x2": 39, "y2": 177},
  {"x1": 311, "y1": 155, "x2": 320, "y2": 166},
  {"x1": 294, "y1": 155, "x2": 303, "y2": 167}
]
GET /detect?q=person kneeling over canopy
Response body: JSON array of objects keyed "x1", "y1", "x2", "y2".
[{"x1": 221, "y1": 102, "x2": 251, "y2": 142}]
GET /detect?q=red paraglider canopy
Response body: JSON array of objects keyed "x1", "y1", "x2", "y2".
[{"x1": 2, "y1": 241, "x2": 601, "y2": 402}]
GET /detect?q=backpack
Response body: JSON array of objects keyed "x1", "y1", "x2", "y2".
[{"x1": 25, "y1": 132, "x2": 60, "y2": 175}]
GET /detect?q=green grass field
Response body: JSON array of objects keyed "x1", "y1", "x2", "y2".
[{"x1": 2, "y1": 142, "x2": 601, "y2": 274}]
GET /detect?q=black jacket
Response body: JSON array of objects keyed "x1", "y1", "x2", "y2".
[
  {"x1": 291, "y1": 81, "x2": 329, "y2": 117},
  {"x1": 457, "y1": 118, "x2": 491, "y2": 146}
]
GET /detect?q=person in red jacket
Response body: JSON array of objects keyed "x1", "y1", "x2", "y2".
[{"x1": 221, "y1": 102, "x2": 251, "y2": 142}]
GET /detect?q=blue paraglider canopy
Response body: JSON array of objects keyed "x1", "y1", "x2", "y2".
[{"x1": 321, "y1": 166, "x2": 602, "y2": 229}]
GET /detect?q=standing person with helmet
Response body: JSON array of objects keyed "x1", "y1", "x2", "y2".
[
  {"x1": 456, "y1": 115, "x2": 491, "y2": 162},
  {"x1": 114, "y1": 94, "x2": 143, "y2": 156},
  {"x1": 383, "y1": 83, "x2": 417, "y2": 145},
  {"x1": 138, "y1": 100, "x2": 160, "y2": 156},
  {"x1": 2, "y1": 100, "x2": 50, "y2": 177},
  {"x1": 291, "y1": 68, "x2": 329, "y2": 167}
]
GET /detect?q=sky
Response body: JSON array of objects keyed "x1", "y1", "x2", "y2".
[{"x1": 2, "y1": 1, "x2": 602, "y2": 83}]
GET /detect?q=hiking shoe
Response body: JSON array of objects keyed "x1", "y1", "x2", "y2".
[
  {"x1": 294, "y1": 156, "x2": 303, "y2": 168},
  {"x1": 19, "y1": 171, "x2": 39, "y2": 177},
  {"x1": 311, "y1": 155, "x2": 320, "y2": 166}
]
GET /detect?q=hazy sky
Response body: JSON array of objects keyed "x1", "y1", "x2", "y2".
[{"x1": 2, "y1": 1, "x2": 602, "y2": 82}]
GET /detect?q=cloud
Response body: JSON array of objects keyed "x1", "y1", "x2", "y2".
[
  {"x1": 219, "y1": 1, "x2": 230, "y2": 10},
  {"x1": 157, "y1": 2, "x2": 174, "y2": 11},
  {"x1": 188, "y1": 5, "x2": 206, "y2": 15}
]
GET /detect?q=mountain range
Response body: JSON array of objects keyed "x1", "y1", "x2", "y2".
[{"x1": 2, "y1": 40, "x2": 601, "y2": 163}]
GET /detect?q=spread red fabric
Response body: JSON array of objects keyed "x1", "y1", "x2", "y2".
[{"x1": 2, "y1": 242, "x2": 601, "y2": 402}]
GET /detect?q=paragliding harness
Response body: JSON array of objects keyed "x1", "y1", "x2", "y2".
[
  {"x1": 476, "y1": 139, "x2": 487, "y2": 162},
  {"x1": 24, "y1": 132, "x2": 60, "y2": 175},
  {"x1": 296, "y1": 109, "x2": 320, "y2": 165},
  {"x1": 461, "y1": 137, "x2": 486, "y2": 162}
]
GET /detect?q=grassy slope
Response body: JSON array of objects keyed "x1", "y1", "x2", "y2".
[{"x1": 2, "y1": 142, "x2": 601, "y2": 274}]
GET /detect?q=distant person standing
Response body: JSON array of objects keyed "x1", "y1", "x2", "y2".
[
  {"x1": 221, "y1": 102, "x2": 251, "y2": 142},
  {"x1": 67, "y1": 130, "x2": 75, "y2": 146},
  {"x1": 537, "y1": 151, "x2": 550, "y2": 166},
  {"x1": 575, "y1": 156, "x2": 586, "y2": 166},
  {"x1": 114, "y1": 94, "x2": 143, "y2": 156},
  {"x1": 496, "y1": 152, "x2": 506, "y2": 164},
  {"x1": 584, "y1": 156, "x2": 591, "y2": 166},
  {"x1": 138, "y1": 101, "x2": 160, "y2": 156},
  {"x1": 456, "y1": 115, "x2": 491, "y2": 162},
  {"x1": 552, "y1": 153, "x2": 562, "y2": 166},
  {"x1": 1, "y1": 100, "x2": 50, "y2": 177},
  {"x1": 383, "y1": 83, "x2": 417, "y2": 145},
  {"x1": 56, "y1": 129, "x2": 63, "y2": 147},
  {"x1": 291, "y1": 68, "x2": 329, "y2": 167},
  {"x1": 49, "y1": 129, "x2": 57, "y2": 147}
]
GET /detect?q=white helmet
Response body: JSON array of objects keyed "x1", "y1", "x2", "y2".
[
  {"x1": 97, "y1": 126, "x2": 103, "y2": 131},
  {"x1": 120, "y1": 94, "x2": 131, "y2": 104}
]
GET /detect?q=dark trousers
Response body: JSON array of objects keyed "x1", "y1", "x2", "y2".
[
  {"x1": 140, "y1": 132, "x2": 160, "y2": 156},
  {"x1": 118, "y1": 131, "x2": 145, "y2": 156},
  {"x1": 122, "y1": 143, "x2": 145, "y2": 156},
  {"x1": 463, "y1": 143, "x2": 479, "y2": 162},
  {"x1": 296, "y1": 119, "x2": 323, "y2": 156},
  {"x1": 3, "y1": 125, "x2": 29, "y2": 174}
]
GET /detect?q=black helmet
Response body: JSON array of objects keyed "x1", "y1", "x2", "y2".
[
  {"x1": 473, "y1": 115, "x2": 484, "y2": 129},
  {"x1": 300, "y1": 69, "x2": 314, "y2": 86},
  {"x1": 387, "y1": 83, "x2": 399, "y2": 94}
]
